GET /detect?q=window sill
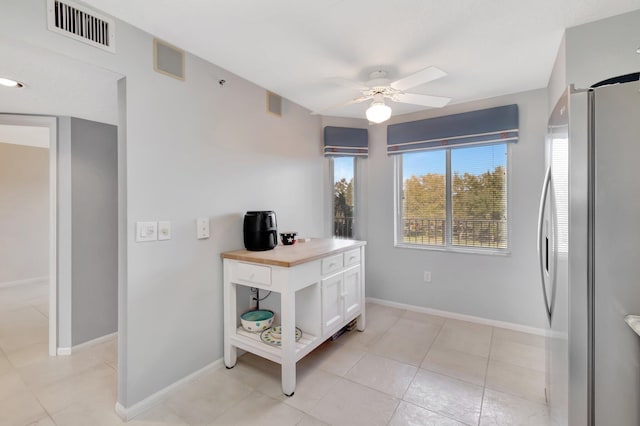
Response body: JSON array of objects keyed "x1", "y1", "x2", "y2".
[{"x1": 394, "y1": 242, "x2": 511, "y2": 257}]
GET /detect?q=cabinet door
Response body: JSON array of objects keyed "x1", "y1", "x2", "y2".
[
  {"x1": 321, "y1": 274, "x2": 343, "y2": 336},
  {"x1": 343, "y1": 266, "x2": 361, "y2": 319}
]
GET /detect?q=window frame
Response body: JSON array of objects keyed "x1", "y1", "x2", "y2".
[
  {"x1": 330, "y1": 156, "x2": 357, "y2": 239},
  {"x1": 394, "y1": 144, "x2": 512, "y2": 255}
]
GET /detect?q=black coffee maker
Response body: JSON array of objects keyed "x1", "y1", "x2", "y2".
[{"x1": 243, "y1": 211, "x2": 278, "y2": 251}]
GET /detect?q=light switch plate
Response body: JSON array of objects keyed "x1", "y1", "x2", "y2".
[
  {"x1": 196, "y1": 217, "x2": 210, "y2": 239},
  {"x1": 136, "y1": 221, "x2": 157, "y2": 242},
  {"x1": 158, "y1": 221, "x2": 171, "y2": 241}
]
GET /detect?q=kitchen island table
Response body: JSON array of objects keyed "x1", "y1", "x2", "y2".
[{"x1": 221, "y1": 238, "x2": 366, "y2": 396}]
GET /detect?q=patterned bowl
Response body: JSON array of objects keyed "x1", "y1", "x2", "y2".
[
  {"x1": 240, "y1": 309, "x2": 274, "y2": 332},
  {"x1": 280, "y1": 232, "x2": 297, "y2": 245}
]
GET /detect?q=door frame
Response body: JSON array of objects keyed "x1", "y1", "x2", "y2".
[{"x1": 0, "y1": 114, "x2": 58, "y2": 356}]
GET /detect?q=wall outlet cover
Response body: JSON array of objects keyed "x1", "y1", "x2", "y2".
[{"x1": 158, "y1": 221, "x2": 171, "y2": 240}]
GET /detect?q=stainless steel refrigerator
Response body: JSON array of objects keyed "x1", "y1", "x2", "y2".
[{"x1": 540, "y1": 75, "x2": 640, "y2": 426}]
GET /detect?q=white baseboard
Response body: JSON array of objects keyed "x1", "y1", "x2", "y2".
[
  {"x1": 57, "y1": 347, "x2": 72, "y2": 356},
  {"x1": 0, "y1": 276, "x2": 48, "y2": 288},
  {"x1": 115, "y1": 358, "x2": 225, "y2": 421},
  {"x1": 56, "y1": 332, "x2": 118, "y2": 356},
  {"x1": 366, "y1": 297, "x2": 547, "y2": 336},
  {"x1": 72, "y1": 332, "x2": 117, "y2": 352}
]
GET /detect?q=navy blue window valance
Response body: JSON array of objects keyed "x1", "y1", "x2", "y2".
[
  {"x1": 324, "y1": 126, "x2": 368, "y2": 157},
  {"x1": 387, "y1": 104, "x2": 519, "y2": 155}
]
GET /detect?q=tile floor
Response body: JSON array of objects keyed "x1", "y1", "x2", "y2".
[{"x1": 0, "y1": 282, "x2": 549, "y2": 425}]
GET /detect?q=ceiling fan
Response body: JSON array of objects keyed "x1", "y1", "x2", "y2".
[{"x1": 318, "y1": 66, "x2": 451, "y2": 123}]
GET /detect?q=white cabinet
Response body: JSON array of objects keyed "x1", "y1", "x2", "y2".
[
  {"x1": 321, "y1": 264, "x2": 362, "y2": 336},
  {"x1": 343, "y1": 266, "x2": 361, "y2": 318},
  {"x1": 222, "y1": 239, "x2": 366, "y2": 397}
]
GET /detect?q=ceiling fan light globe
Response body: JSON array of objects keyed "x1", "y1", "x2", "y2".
[{"x1": 366, "y1": 102, "x2": 392, "y2": 123}]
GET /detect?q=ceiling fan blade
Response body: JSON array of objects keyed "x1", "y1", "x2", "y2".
[
  {"x1": 326, "y1": 77, "x2": 370, "y2": 92},
  {"x1": 311, "y1": 95, "x2": 372, "y2": 115},
  {"x1": 394, "y1": 93, "x2": 451, "y2": 108},
  {"x1": 390, "y1": 66, "x2": 447, "y2": 92}
]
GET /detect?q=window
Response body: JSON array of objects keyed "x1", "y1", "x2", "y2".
[
  {"x1": 551, "y1": 136, "x2": 568, "y2": 254},
  {"x1": 332, "y1": 156, "x2": 355, "y2": 239},
  {"x1": 397, "y1": 143, "x2": 508, "y2": 251}
]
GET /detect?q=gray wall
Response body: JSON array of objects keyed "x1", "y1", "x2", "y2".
[
  {"x1": 57, "y1": 117, "x2": 118, "y2": 347},
  {"x1": 548, "y1": 9, "x2": 640, "y2": 111},
  {"x1": 547, "y1": 35, "x2": 566, "y2": 112},
  {"x1": 0, "y1": 143, "x2": 48, "y2": 283},
  {"x1": 363, "y1": 89, "x2": 549, "y2": 329},
  {"x1": 566, "y1": 9, "x2": 640, "y2": 89},
  {"x1": 70, "y1": 118, "x2": 118, "y2": 345}
]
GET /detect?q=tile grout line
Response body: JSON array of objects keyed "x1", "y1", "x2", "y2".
[
  {"x1": 417, "y1": 317, "x2": 446, "y2": 368},
  {"x1": 477, "y1": 326, "x2": 495, "y2": 425}
]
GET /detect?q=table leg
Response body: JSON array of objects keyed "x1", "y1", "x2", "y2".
[
  {"x1": 357, "y1": 250, "x2": 366, "y2": 332},
  {"x1": 223, "y1": 262, "x2": 237, "y2": 368},
  {"x1": 280, "y1": 290, "x2": 296, "y2": 396},
  {"x1": 357, "y1": 312, "x2": 366, "y2": 332}
]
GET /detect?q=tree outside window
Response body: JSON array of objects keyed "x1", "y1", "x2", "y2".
[
  {"x1": 399, "y1": 144, "x2": 508, "y2": 250},
  {"x1": 333, "y1": 157, "x2": 355, "y2": 239}
]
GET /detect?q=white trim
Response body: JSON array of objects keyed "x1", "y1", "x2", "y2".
[
  {"x1": 0, "y1": 276, "x2": 48, "y2": 288},
  {"x1": 324, "y1": 152, "x2": 368, "y2": 157},
  {"x1": 114, "y1": 358, "x2": 225, "y2": 421},
  {"x1": 57, "y1": 333, "x2": 118, "y2": 356},
  {"x1": 72, "y1": 332, "x2": 117, "y2": 352},
  {"x1": 57, "y1": 347, "x2": 72, "y2": 356},
  {"x1": 366, "y1": 297, "x2": 546, "y2": 336}
]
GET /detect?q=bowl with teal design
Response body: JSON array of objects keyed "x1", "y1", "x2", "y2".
[{"x1": 240, "y1": 309, "x2": 274, "y2": 332}]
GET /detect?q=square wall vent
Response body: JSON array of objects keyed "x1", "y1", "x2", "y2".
[
  {"x1": 47, "y1": 0, "x2": 116, "y2": 53},
  {"x1": 153, "y1": 39, "x2": 185, "y2": 81}
]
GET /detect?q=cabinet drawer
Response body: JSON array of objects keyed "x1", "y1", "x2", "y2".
[
  {"x1": 321, "y1": 254, "x2": 343, "y2": 275},
  {"x1": 343, "y1": 248, "x2": 361, "y2": 267},
  {"x1": 233, "y1": 262, "x2": 271, "y2": 286}
]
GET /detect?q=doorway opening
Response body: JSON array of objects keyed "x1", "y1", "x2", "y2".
[{"x1": 0, "y1": 115, "x2": 57, "y2": 356}]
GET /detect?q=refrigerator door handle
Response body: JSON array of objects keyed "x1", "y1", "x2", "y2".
[{"x1": 537, "y1": 165, "x2": 553, "y2": 324}]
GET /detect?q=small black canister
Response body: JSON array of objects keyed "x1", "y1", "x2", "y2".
[{"x1": 243, "y1": 211, "x2": 278, "y2": 251}]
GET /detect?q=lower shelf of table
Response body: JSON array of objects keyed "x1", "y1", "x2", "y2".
[{"x1": 230, "y1": 326, "x2": 320, "y2": 364}]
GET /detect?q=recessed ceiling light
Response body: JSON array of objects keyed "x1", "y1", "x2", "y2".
[
  {"x1": 0, "y1": 77, "x2": 24, "y2": 88},
  {"x1": 636, "y1": 47, "x2": 640, "y2": 54}
]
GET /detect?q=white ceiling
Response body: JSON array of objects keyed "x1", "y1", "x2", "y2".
[{"x1": 82, "y1": 1, "x2": 640, "y2": 119}]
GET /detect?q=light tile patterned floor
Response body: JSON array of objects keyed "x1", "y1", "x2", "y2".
[{"x1": 0, "y1": 282, "x2": 549, "y2": 425}]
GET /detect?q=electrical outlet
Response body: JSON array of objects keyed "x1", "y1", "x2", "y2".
[
  {"x1": 249, "y1": 294, "x2": 257, "y2": 309},
  {"x1": 424, "y1": 271, "x2": 432, "y2": 283}
]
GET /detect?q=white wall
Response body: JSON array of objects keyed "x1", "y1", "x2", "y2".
[
  {"x1": 0, "y1": 0, "x2": 323, "y2": 408},
  {"x1": 0, "y1": 143, "x2": 49, "y2": 284},
  {"x1": 364, "y1": 89, "x2": 549, "y2": 329}
]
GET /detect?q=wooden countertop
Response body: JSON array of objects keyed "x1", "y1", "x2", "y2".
[{"x1": 221, "y1": 238, "x2": 366, "y2": 267}]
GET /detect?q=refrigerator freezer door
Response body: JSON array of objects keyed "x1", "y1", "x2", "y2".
[
  {"x1": 546, "y1": 90, "x2": 570, "y2": 426},
  {"x1": 537, "y1": 165, "x2": 554, "y2": 323},
  {"x1": 592, "y1": 80, "x2": 640, "y2": 425}
]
